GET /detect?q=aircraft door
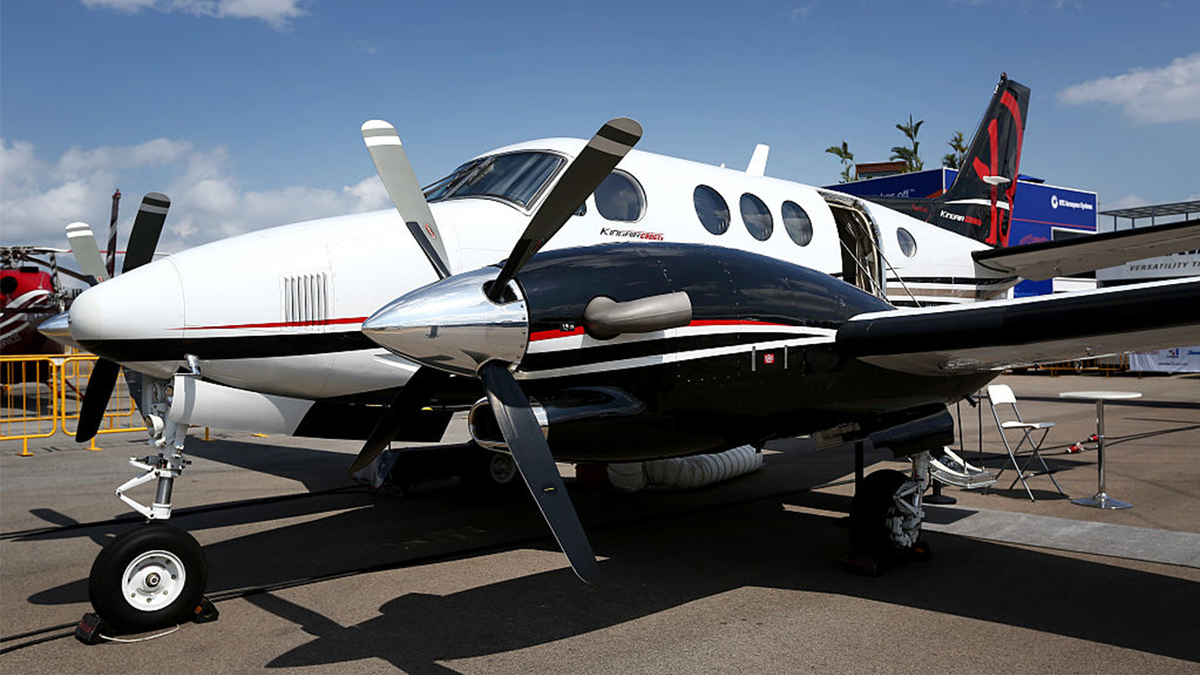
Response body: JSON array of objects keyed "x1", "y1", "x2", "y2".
[{"x1": 822, "y1": 194, "x2": 883, "y2": 298}]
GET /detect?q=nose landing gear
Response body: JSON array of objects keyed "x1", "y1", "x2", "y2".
[{"x1": 84, "y1": 373, "x2": 214, "y2": 636}]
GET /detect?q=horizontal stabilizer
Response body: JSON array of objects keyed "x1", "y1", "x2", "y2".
[
  {"x1": 974, "y1": 218, "x2": 1200, "y2": 281},
  {"x1": 837, "y1": 277, "x2": 1200, "y2": 375}
]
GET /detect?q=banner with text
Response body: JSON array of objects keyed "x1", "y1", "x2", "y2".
[{"x1": 1128, "y1": 347, "x2": 1200, "y2": 373}]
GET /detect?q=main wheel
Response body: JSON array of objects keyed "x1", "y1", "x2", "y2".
[
  {"x1": 462, "y1": 445, "x2": 523, "y2": 501},
  {"x1": 849, "y1": 469, "x2": 925, "y2": 561},
  {"x1": 89, "y1": 523, "x2": 207, "y2": 634}
]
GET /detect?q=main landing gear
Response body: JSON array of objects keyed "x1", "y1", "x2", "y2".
[
  {"x1": 84, "y1": 375, "x2": 214, "y2": 636},
  {"x1": 843, "y1": 449, "x2": 933, "y2": 575}
]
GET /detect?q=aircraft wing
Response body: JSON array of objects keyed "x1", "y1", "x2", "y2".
[
  {"x1": 973, "y1": 218, "x2": 1200, "y2": 280},
  {"x1": 836, "y1": 276, "x2": 1200, "y2": 376}
]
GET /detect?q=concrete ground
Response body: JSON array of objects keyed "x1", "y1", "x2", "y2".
[{"x1": 1, "y1": 372, "x2": 1197, "y2": 673}]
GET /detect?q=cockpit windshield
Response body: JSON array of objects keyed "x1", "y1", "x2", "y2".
[{"x1": 424, "y1": 151, "x2": 564, "y2": 208}]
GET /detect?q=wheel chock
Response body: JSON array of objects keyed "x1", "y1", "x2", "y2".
[
  {"x1": 838, "y1": 554, "x2": 882, "y2": 576},
  {"x1": 192, "y1": 596, "x2": 219, "y2": 624},
  {"x1": 74, "y1": 613, "x2": 110, "y2": 645}
]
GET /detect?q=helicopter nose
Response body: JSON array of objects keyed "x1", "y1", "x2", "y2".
[{"x1": 68, "y1": 259, "x2": 185, "y2": 353}]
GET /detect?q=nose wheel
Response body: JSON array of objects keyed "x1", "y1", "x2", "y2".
[{"x1": 88, "y1": 523, "x2": 208, "y2": 633}]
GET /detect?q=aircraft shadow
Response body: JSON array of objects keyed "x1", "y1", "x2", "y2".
[
  {"x1": 26, "y1": 444, "x2": 1195, "y2": 667},
  {"x1": 242, "y1": 495, "x2": 1200, "y2": 672},
  {"x1": 29, "y1": 482, "x2": 1199, "y2": 668},
  {"x1": 183, "y1": 437, "x2": 360, "y2": 492},
  {"x1": 23, "y1": 444, "x2": 868, "y2": 606}
]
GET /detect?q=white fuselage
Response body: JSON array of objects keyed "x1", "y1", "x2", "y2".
[{"x1": 69, "y1": 138, "x2": 998, "y2": 402}]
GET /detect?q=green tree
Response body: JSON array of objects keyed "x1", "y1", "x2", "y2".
[
  {"x1": 890, "y1": 114, "x2": 924, "y2": 172},
  {"x1": 942, "y1": 130, "x2": 967, "y2": 169},
  {"x1": 825, "y1": 140, "x2": 855, "y2": 183}
]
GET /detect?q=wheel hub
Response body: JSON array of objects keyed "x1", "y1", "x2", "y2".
[
  {"x1": 489, "y1": 453, "x2": 518, "y2": 484},
  {"x1": 123, "y1": 550, "x2": 186, "y2": 612},
  {"x1": 886, "y1": 479, "x2": 925, "y2": 549}
]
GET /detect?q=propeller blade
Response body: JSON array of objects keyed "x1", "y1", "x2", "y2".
[
  {"x1": 65, "y1": 222, "x2": 108, "y2": 284},
  {"x1": 122, "y1": 193, "x2": 170, "y2": 273},
  {"x1": 348, "y1": 366, "x2": 452, "y2": 476},
  {"x1": 487, "y1": 117, "x2": 642, "y2": 302},
  {"x1": 478, "y1": 361, "x2": 599, "y2": 583},
  {"x1": 75, "y1": 358, "x2": 121, "y2": 442},
  {"x1": 361, "y1": 120, "x2": 451, "y2": 279}
]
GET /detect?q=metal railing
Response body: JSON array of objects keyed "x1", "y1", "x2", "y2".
[
  {"x1": 1, "y1": 353, "x2": 146, "y2": 455},
  {"x1": 0, "y1": 356, "x2": 60, "y2": 456},
  {"x1": 58, "y1": 355, "x2": 146, "y2": 438},
  {"x1": 1030, "y1": 354, "x2": 1129, "y2": 376}
]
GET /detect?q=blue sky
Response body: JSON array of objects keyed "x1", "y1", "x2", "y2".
[{"x1": 3, "y1": 0, "x2": 1198, "y2": 252}]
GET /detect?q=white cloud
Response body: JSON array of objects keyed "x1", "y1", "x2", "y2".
[
  {"x1": 790, "y1": 3, "x2": 816, "y2": 21},
  {"x1": 81, "y1": 0, "x2": 310, "y2": 30},
  {"x1": 1100, "y1": 193, "x2": 1149, "y2": 212},
  {"x1": 0, "y1": 136, "x2": 385, "y2": 255},
  {"x1": 1058, "y1": 52, "x2": 1200, "y2": 124}
]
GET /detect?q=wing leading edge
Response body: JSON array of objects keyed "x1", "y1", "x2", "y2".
[{"x1": 837, "y1": 277, "x2": 1200, "y2": 376}]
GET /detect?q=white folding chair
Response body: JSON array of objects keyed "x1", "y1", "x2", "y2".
[{"x1": 987, "y1": 384, "x2": 1065, "y2": 501}]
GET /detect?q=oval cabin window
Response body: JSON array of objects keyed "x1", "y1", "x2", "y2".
[
  {"x1": 595, "y1": 171, "x2": 646, "y2": 222},
  {"x1": 740, "y1": 193, "x2": 773, "y2": 241},
  {"x1": 694, "y1": 185, "x2": 730, "y2": 235},
  {"x1": 897, "y1": 227, "x2": 917, "y2": 257},
  {"x1": 782, "y1": 201, "x2": 813, "y2": 246}
]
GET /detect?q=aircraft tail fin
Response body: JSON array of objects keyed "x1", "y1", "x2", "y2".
[{"x1": 936, "y1": 74, "x2": 1031, "y2": 248}]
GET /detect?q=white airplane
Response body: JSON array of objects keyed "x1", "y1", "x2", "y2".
[{"x1": 40, "y1": 75, "x2": 1200, "y2": 635}]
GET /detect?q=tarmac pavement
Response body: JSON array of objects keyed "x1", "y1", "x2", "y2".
[{"x1": 1, "y1": 372, "x2": 1197, "y2": 673}]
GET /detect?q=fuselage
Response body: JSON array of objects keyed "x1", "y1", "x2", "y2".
[{"x1": 66, "y1": 138, "x2": 1003, "y2": 404}]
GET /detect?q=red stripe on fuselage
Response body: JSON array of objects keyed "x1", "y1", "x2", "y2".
[
  {"x1": 529, "y1": 319, "x2": 794, "y2": 342},
  {"x1": 530, "y1": 326, "x2": 586, "y2": 341},
  {"x1": 173, "y1": 316, "x2": 368, "y2": 331}
]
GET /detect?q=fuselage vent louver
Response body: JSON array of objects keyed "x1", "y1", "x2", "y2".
[{"x1": 281, "y1": 272, "x2": 330, "y2": 328}]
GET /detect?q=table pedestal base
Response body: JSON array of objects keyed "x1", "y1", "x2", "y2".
[{"x1": 1072, "y1": 492, "x2": 1132, "y2": 510}]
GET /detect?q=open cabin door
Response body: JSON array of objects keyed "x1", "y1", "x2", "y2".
[{"x1": 819, "y1": 191, "x2": 884, "y2": 298}]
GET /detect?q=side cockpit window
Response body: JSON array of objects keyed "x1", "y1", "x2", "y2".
[{"x1": 594, "y1": 171, "x2": 646, "y2": 222}]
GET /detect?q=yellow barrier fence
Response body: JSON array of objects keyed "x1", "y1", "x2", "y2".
[
  {"x1": 0, "y1": 355, "x2": 60, "y2": 456},
  {"x1": 1, "y1": 353, "x2": 147, "y2": 455},
  {"x1": 59, "y1": 355, "x2": 147, "y2": 444}
]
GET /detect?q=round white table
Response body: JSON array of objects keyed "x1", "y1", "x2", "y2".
[{"x1": 1059, "y1": 390, "x2": 1142, "y2": 509}]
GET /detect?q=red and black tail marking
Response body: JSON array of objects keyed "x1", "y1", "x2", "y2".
[
  {"x1": 862, "y1": 75, "x2": 1031, "y2": 248},
  {"x1": 938, "y1": 74, "x2": 1030, "y2": 247}
]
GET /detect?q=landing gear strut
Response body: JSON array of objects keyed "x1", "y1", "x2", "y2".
[
  {"x1": 844, "y1": 450, "x2": 933, "y2": 574},
  {"x1": 85, "y1": 372, "x2": 213, "y2": 635}
]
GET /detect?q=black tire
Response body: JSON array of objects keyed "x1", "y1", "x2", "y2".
[
  {"x1": 88, "y1": 523, "x2": 207, "y2": 634},
  {"x1": 849, "y1": 469, "x2": 915, "y2": 560},
  {"x1": 462, "y1": 446, "x2": 523, "y2": 501}
]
